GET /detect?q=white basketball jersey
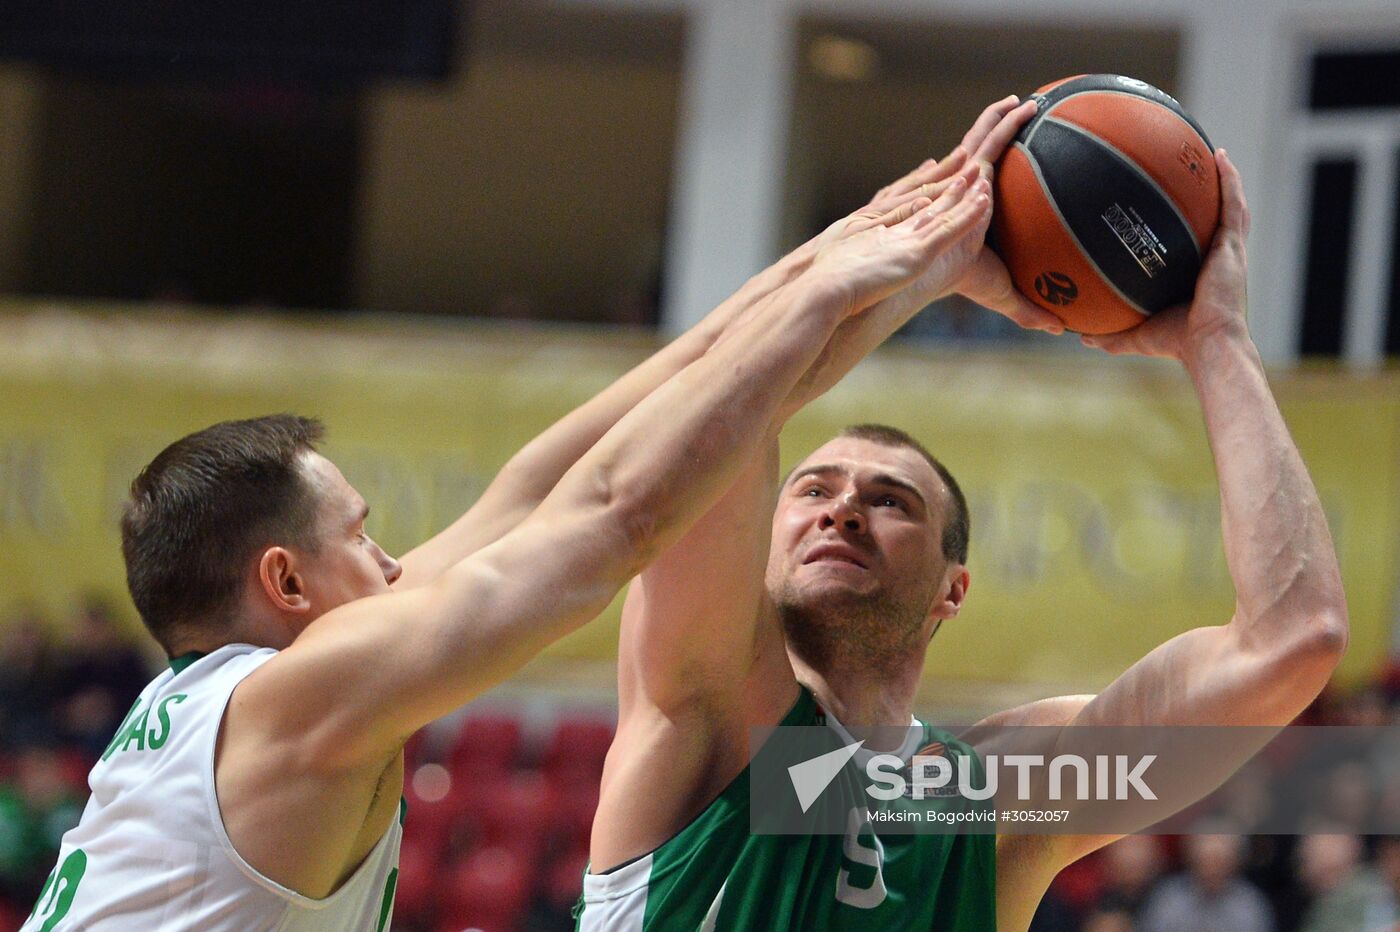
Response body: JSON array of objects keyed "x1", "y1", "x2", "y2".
[{"x1": 21, "y1": 644, "x2": 403, "y2": 931}]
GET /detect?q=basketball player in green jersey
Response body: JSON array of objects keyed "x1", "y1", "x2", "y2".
[
  {"x1": 578, "y1": 140, "x2": 1349, "y2": 927},
  {"x1": 24, "y1": 152, "x2": 1008, "y2": 929}
]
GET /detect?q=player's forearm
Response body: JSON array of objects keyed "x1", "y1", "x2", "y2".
[
  {"x1": 546, "y1": 278, "x2": 847, "y2": 575},
  {"x1": 493, "y1": 249, "x2": 807, "y2": 502},
  {"x1": 498, "y1": 249, "x2": 804, "y2": 498},
  {"x1": 1184, "y1": 330, "x2": 1348, "y2": 655},
  {"x1": 776, "y1": 279, "x2": 931, "y2": 421},
  {"x1": 395, "y1": 261, "x2": 801, "y2": 588}
]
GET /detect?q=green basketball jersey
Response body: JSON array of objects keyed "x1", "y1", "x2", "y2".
[{"x1": 576, "y1": 688, "x2": 996, "y2": 930}]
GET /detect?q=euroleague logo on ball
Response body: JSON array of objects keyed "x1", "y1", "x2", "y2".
[{"x1": 1034, "y1": 271, "x2": 1079, "y2": 306}]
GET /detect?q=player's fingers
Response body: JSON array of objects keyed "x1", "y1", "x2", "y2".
[
  {"x1": 915, "y1": 183, "x2": 990, "y2": 244},
  {"x1": 877, "y1": 154, "x2": 949, "y2": 202},
  {"x1": 910, "y1": 172, "x2": 978, "y2": 230},
  {"x1": 840, "y1": 207, "x2": 885, "y2": 236},
  {"x1": 1216, "y1": 149, "x2": 1250, "y2": 240},
  {"x1": 1081, "y1": 331, "x2": 1140, "y2": 355},
  {"x1": 885, "y1": 196, "x2": 933, "y2": 227},
  {"x1": 972, "y1": 98, "x2": 1037, "y2": 171},
  {"x1": 929, "y1": 175, "x2": 969, "y2": 213},
  {"x1": 1000, "y1": 292, "x2": 1066, "y2": 334},
  {"x1": 872, "y1": 149, "x2": 968, "y2": 211},
  {"x1": 926, "y1": 146, "x2": 970, "y2": 185},
  {"x1": 872, "y1": 158, "x2": 935, "y2": 203},
  {"x1": 959, "y1": 95, "x2": 1021, "y2": 157},
  {"x1": 920, "y1": 161, "x2": 980, "y2": 214}
]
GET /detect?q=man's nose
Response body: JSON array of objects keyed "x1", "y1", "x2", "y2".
[
  {"x1": 818, "y1": 494, "x2": 866, "y2": 534},
  {"x1": 378, "y1": 548, "x2": 403, "y2": 586}
]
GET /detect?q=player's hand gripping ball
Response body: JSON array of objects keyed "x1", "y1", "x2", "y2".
[{"x1": 990, "y1": 74, "x2": 1222, "y2": 335}]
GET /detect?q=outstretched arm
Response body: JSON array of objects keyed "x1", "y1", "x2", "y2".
[
  {"x1": 594, "y1": 99, "x2": 1040, "y2": 869},
  {"x1": 394, "y1": 142, "x2": 995, "y2": 589},
  {"x1": 991, "y1": 151, "x2": 1348, "y2": 927},
  {"x1": 391, "y1": 263, "x2": 789, "y2": 589}
]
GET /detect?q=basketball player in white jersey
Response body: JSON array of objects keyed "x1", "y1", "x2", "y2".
[{"x1": 21, "y1": 106, "x2": 1036, "y2": 930}]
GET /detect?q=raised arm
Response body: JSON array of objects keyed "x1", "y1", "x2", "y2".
[
  {"x1": 1071, "y1": 150, "x2": 1347, "y2": 728},
  {"x1": 615, "y1": 98, "x2": 1047, "y2": 720},
  {"x1": 391, "y1": 263, "x2": 786, "y2": 588},
  {"x1": 992, "y1": 151, "x2": 1349, "y2": 924},
  {"x1": 593, "y1": 99, "x2": 1044, "y2": 868},
  {"x1": 393, "y1": 145, "x2": 988, "y2": 589}
]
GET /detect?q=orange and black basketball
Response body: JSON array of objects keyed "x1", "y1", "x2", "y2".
[{"x1": 991, "y1": 74, "x2": 1221, "y2": 334}]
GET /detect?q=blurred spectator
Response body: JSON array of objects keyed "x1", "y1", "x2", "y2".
[
  {"x1": 53, "y1": 598, "x2": 153, "y2": 759},
  {"x1": 1097, "y1": 834, "x2": 1167, "y2": 919},
  {"x1": 1139, "y1": 831, "x2": 1273, "y2": 932},
  {"x1": 1215, "y1": 760, "x2": 1277, "y2": 835},
  {"x1": 1366, "y1": 836, "x2": 1400, "y2": 929},
  {"x1": 1296, "y1": 833, "x2": 1391, "y2": 932},
  {"x1": 1082, "y1": 907, "x2": 1135, "y2": 932},
  {"x1": 0, "y1": 742, "x2": 85, "y2": 906},
  {"x1": 1028, "y1": 885, "x2": 1081, "y2": 931},
  {"x1": 1315, "y1": 761, "x2": 1379, "y2": 835},
  {"x1": 0, "y1": 611, "x2": 65, "y2": 746}
]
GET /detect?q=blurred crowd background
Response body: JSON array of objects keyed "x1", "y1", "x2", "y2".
[
  {"x1": 4, "y1": 605, "x2": 1400, "y2": 931},
  {"x1": 1, "y1": 0, "x2": 1399, "y2": 929}
]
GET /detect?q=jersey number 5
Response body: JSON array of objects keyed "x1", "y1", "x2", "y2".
[
  {"x1": 28, "y1": 848, "x2": 87, "y2": 932},
  {"x1": 835, "y1": 808, "x2": 887, "y2": 909}
]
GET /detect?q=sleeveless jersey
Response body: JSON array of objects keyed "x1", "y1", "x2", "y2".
[
  {"x1": 576, "y1": 688, "x2": 996, "y2": 930},
  {"x1": 21, "y1": 644, "x2": 403, "y2": 932}
]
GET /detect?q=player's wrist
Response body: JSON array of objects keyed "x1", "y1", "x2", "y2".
[{"x1": 1181, "y1": 317, "x2": 1258, "y2": 374}]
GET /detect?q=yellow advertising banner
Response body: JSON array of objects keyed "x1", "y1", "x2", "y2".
[{"x1": 1, "y1": 305, "x2": 1395, "y2": 702}]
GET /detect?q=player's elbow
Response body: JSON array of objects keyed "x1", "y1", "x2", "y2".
[
  {"x1": 1272, "y1": 605, "x2": 1349, "y2": 687},
  {"x1": 588, "y1": 469, "x2": 668, "y2": 576},
  {"x1": 1301, "y1": 606, "x2": 1349, "y2": 666},
  {"x1": 612, "y1": 497, "x2": 665, "y2": 577}
]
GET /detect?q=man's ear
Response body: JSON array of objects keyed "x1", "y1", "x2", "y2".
[
  {"x1": 931, "y1": 565, "x2": 970, "y2": 622},
  {"x1": 257, "y1": 547, "x2": 311, "y2": 614}
]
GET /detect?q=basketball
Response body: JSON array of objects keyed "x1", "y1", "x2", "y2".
[{"x1": 990, "y1": 74, "x2": 1222, "y2": 334}]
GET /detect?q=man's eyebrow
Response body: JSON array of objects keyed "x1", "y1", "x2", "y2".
[
  {"x1": 356, "y1": 501, "x2": 370, "y2": 523},
  {"x1": 785, "y1": 464, "x2": 846, "y2": 487}
]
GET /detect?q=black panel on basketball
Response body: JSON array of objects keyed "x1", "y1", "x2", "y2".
[
  {"x1": 1024, "y1": 118, "x2": 1202, "y2": 315},
  {"x1": 1025, "y1": 74, "x2": 1214, "y2": 150}
]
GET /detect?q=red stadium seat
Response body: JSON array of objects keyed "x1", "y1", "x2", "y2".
[
  {"x1": 392, "y1": 837, "x2": 440, "y2": 929},
  {"x1": 436, "y1": 845, "x2": 530, "y2": 932},
  {"x1": 547, "y1": 770, "x2": 601, "y2": 848},
  {"x1": 543, "y1": 844, "x2": 591, "y2": 914},
  {"x1": 471, "y1": 770, "x2": 559, "y2": 861},
  {"x1": 57, "y1": 748, "x2": 94, "y2": 793},
  {"x1": 449, "y1": 714, "x2": 524, "y2": 778},
  {"x1": 404, "y1": 764, "x2": 479, "y2": 859},
  {"x1": 0, "y1": 896, "x2": 22, "y2": 931},
  {"x1": 543, "y1": 718, "x2": 614, "y2": 776}
]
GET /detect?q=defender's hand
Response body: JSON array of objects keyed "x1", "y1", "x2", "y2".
[
  {"x1": 944, "y1": 97, "x2": 1065, "y2": 334},
  {"x1": 1081, "y1": 149, "x2": 1250, "y2": 360},
  {"x1": 806, "y1": 173, "x2": 992, "y2": 319},
  {"x1": 800, "y1": 96, "x2": 1022, "y2": 264}
]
